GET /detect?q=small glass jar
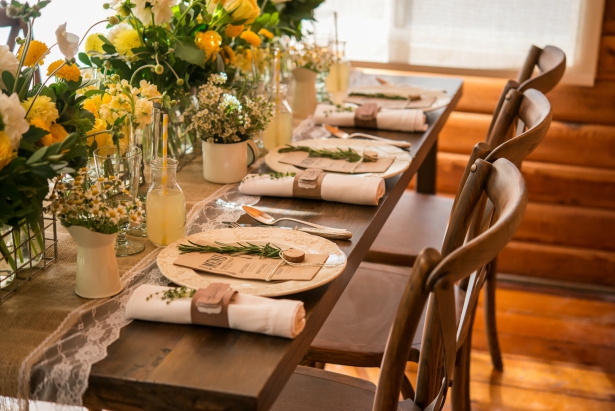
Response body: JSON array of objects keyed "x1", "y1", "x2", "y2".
[
  {"x1": 146, "y1": 158, "x2": 186, "y2": 246},
  {"x1": 325, "y1": 40, "x2": 351, "y2": 105},
  {"x1": 262, "y1": 47, "x2": 294, "y2": 150}
]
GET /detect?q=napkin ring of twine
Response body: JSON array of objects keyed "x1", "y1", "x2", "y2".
[
  {"x1": 354, "y1": 102, "x2": 379, "y2": 129},
  {"x1": 264, "y1": 250, "x2": 347, "y2": 281}
]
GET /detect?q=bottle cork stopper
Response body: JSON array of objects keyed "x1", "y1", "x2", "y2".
[{"x1": 283, "y1": 248, "x2": 305, "y2": 263}]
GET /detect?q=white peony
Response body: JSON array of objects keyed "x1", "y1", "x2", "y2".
[
  {"x1": 0, "y1": 93, "x2": 30, "y2": 150},
  {"x1": 0, "y1": 45, "x2": 19, "y2": 91},
  {"x1": 56, "y1": 23, "x2": 80, "y2": 61},
  {"x1": 151, "y1": 0, "x2": 177, "y2": 25}
]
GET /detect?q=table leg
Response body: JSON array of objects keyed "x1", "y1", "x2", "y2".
[{"x1": 416, "y1": 137, "x2": 438, "y2": 194}]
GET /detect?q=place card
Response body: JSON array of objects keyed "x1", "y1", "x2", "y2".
[
  {"x1": 173, "y1": 248, "x2": 329, "y2": 281},
  {"x1": 280, "y1": 151, "x2": 395, "y2": 174}
]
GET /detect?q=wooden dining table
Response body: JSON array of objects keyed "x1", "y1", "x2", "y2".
[{"x1": 33, "y1": 73, "x2": 463, "y2": 411}]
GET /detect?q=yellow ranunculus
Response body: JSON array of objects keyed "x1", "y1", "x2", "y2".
[
  {"x1": 240, "y1": 30, "x2": 261, "y2": 47},
  {"x1": 47, "y1": 60, "x2": 81, "y2": 82},
  {"x1": 17, "y1": 40, "x2": 49, "y2": 67},
  {"x1": 50, "y1": 123, "x2": 69, "y2": 143},
  {"x1": 29, "y1": 117, "x2": 52, "y2": 146},
  {"x1": 195, "y1": 31, "x2": 222, "y2": 61},
  {"x1": 87, "y1": 118, "x2": 111, "y2": 148},
  {"x1": 258, "y1": 28, "x2": 274, "y2": 40},
  {"x1": 21, "y1": 96, "x2": 59, "y2": 125},
  {"x1": 83, "y1": 95, "x2": 104, "y2": 119},
  {"x1": 223, "y1": 0, "x2": 260, "y2": 24},
  {"x1": 0, "y1": 131, "x2": 15, "y2": 171},
  {"x1": 113, "y1": 28, "x2": 141, "y2": 56},
  {"x1": 85, "y1": 33, "x2": 105, "y2": 54},
  {"x1": 224, "y1": 24, "x2": 244, "y2": 38},
  {"x1": 221, "y1": 45, "x2": 236, "y2": 64}
]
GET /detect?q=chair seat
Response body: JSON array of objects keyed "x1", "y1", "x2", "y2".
[
  {"x1": 307, "y1": 262, "x2": 465, "y2": 367},
  {"x1": 365, "y1": 192, "x2": 453, "y2": 266},
  {"x1": 270, "y1": 366, "x2": 419, "y2": 411},
  {"x1": 306, "y1": 262, "x2": 425, "y2": 366}
]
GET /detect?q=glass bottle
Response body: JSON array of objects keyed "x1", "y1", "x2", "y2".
[
  {"x1": 325, "y1": 40, "x2": 351, "y2": 105},
  {"x1": 262, "y1": 48, "x2": 294, "y2": 150},
  {"x1": 146, "y1": 158, "x2": 186, "y2": 246}
]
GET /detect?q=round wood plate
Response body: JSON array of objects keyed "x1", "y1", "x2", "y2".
[
  {"x1": 265, "y1": 139, "x2": 412, "y2": 179},
  {"x1": 157, "y1": 227, "x2": 347, "y2": 297}
]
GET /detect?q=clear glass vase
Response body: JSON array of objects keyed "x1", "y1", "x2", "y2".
[{"x1": 0, "y1": 220, "x2": 45, "y2": 289}]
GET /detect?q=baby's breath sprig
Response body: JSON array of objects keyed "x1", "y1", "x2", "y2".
[
  {"x1": 279, "y1": 145, "x2": 375, "y2": 163},
  {"x1": 146, "y1": 287, "x2": 196, "y2": 304},
  {"x1": 178, "y1": 240, "x2": 283, "y2": 259}
]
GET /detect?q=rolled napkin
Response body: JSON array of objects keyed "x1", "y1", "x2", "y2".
[
  {"x1": 313, "y1": 103, "x2": 427, "y2": 132},
  {"x1": 126, "y1": 284, "x2": 306, "y2": 338},
  {"x1": 239, "y1": 169, "x2": 385, "y2": 206}
]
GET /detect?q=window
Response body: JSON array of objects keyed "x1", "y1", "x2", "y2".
[{"x1": 313, "y1": 0, "x2": 605, "y2": 86}]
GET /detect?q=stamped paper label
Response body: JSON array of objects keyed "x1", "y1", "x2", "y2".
[
  {"x1": 173, "y1": 249, "x2": 329, "y2": 281},
  {"x1": 280, "y1": 151, "x2": 394, "y2": 174}
]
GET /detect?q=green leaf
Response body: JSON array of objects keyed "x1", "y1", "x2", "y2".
[
  {"x1": 22, "y1": 125, "x2": 49, "y2": 144},
  {"x1": 102, "y1": 44, "x2": 117, "y2": 54},
  {"x1": 2, "y1": 71, "x2": 15, "y2": 93},
  {"x1": 59, "y1": 133, "x2": 79, "y2": 150},
  {"x1": 98, "y1": 35, "x2": 114, "y2": 47},
  {"x1": 78, "y1": 52, "x2": 92, "y2": 67},
  {"x1": 84, "y1": 89, "x2": 106, "y2": 98},
  {"x1": 26, "y1": 146, "x2": 48, "y2": 165},
  {"x1": 173, "y1": 38, "x2": 206, "y2": 69}
]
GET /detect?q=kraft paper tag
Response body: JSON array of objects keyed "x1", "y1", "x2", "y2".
[
  {"x1": 280, "y1": 151, "x2": 395, "y2": 174},
  {"x1": 190, "y1": 283, "x2": 237, "y2": 328},
  {"x1": 354, "y1": 103, "x2": 379, "y2": 129},
  {"x1": 293, "y1": 169, "x2": 326, "y2": 199},
  {"x1": 173, "y1": 247, "x2": 329, "y2": 281}
]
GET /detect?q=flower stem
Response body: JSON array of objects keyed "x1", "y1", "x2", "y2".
[
  {"x1": 12, "y1": 20, "x2": 34, "y2": 94},
  {"x1": 129, "y1": 64, "x2": 156, "y2": 86},
  {"x1": 78, "y1": 20, "x2": 111, "y2": 46}
]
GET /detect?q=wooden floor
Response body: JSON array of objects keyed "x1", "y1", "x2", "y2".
[{"x1": 325, "y1": 284, "x2": 615, "y2": 410}]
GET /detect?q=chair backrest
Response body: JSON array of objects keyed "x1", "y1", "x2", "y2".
[
  {"x1": 372, "y1": 158, "x2": 528, "y2": 411},
  {"x1": 1, "y1": 8, "x2": 27, "y2": 51},
  {"x1": 486, "y1": 45, "x2": 565, "y2": 142}
]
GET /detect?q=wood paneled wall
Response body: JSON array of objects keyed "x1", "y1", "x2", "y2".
[{"x1": 362, "y1": 1, "x2": 615, "y2": 288}]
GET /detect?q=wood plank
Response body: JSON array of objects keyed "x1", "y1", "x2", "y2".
[
  {"x1": 604, "y1": 0, "x2": 615, "y2": 35},
  {"x1": 439, "y1": 111, "x2": 615, "y2": 169},
  {"x1": 436, "y1": 152, "x2": 615, "y2": 209},
  {"x1": 498, "y1": 241, "x2": 615, "y2": 287},
  {"x1": 597, "y1": 35, "x2": 615, "y2": 81}
]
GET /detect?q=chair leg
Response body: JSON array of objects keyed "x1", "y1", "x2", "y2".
[
  {"x1": 484, "y1": 259, "x2": 504, "y2": 371},
  {"x1": 401, "y1": 373, "x2": 416, "y2": 400},
  {"x1": 451, "y1": 311, "x2": 474, "y2": 411},
  {"x1": 313, "y1": 362, "x2": 326, "y2": 369}
]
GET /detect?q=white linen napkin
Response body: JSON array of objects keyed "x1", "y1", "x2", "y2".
[
  {"x1": 313, "y1": 104, "x2": 427, "y2": 132},
  {"x1": 125, "y1": 284, "x2": 306, "y2": 338},
  {"x1": 239, "y1": 173, "x2": 385, "y2": 206}
]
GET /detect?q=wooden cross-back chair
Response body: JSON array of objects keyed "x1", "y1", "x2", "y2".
[
  {"x1": 1, "y1": 8, "x2": 41, "y2": 84},
  {"x1": 302, "y1": 88, "x2": 551, "y2": 407},
  {"x1": 364, "y1": 45, "x2": 563, "y2": 370},
  {"x1": 271, "y1": 158, "x2": 528, "y2": 411}
]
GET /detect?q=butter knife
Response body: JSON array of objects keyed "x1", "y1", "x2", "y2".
[{"x1": 224, "y1": 222, "x2": 352, "y2": 240}]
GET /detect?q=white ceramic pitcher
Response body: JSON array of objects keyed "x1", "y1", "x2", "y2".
[
  {"x1": 201, "y1": 139, "x2": 258, "y2": 184},
  {"x1": 67, "y1": 226, "x2": 122, "y2": 299}
]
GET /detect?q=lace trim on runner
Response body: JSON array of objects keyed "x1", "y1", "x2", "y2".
[{"x1": 14, "y1": 185, "x2": 259, "y2": 410}]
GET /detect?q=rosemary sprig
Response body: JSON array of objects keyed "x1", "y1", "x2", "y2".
[
  {"x1": 147, "y1": 286, "x2": 196, "y2": 304},
  {"x1": 242, "y1": 172, "x2": 296, "y2": 183},
  {"x1": 178, "y1": 240, "x2": 283, "y2": 259},
  {"x1": 279, "y1": 145, "x2": 375, "y2": 163}
]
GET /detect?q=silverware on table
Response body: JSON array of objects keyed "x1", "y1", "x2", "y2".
[
  {"x1": 323, "y1": 124, "x2": 411, "y2": 149},
  {"x1": 225, "y1": 221, "x2": 352, "y2": 240},
  {"x1": 240, "y1": 205, "x2": 353, "y2": 239}
]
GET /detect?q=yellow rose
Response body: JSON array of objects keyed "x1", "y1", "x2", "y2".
[
  {"x1": 85, "y1": 33, "x2": 105, "y2": 54},
  {"x1": 87, "y1": 118, "x2": 111, "y2": 148},
  {"x1": 223, "y1": 0, "x2": 260, "y2": 24},
  {"x1": 17, "y1": 40, "x2": 49, "y2": 67},
  {"x1": 240, "y1": 30, "x2": 261, "y2": 47},
  {"x1": 21, "y1": 96, "x2": 59, "y2": 125},
  {"x1": 221, "y1": 45, "x2": 236, "y2": 64},
  {"x1": 50, "y1": 123, "x2": 69, "y2": 143},
  {"x1": 29, "y1": 117, "x2": 52, "y2": 146},
  {"x1": 0, "y1": 131, "x2": 15, "y2": 171},
  {"x1": 258, "y1": 28, "x2": 274, "y2": 40},
  {"x1": 83, "y1": 95, "x2": 104, "y2": 119},
  {"x1": 195, "y1": 31, "x2": 222, "y2": 61},
  {"x1": 224, "y1": 24, "x2": 244, "y2": 38}
]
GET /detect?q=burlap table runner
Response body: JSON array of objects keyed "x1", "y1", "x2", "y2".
[{"x1": 0, "y1": 156, "x2": 225, "y2": 400}]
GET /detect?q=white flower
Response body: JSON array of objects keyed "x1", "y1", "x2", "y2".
[
  {"x1": 133, "y1": 0, "x2": 153, "y2": 26},
  {"x1": 55, "y1": 23, "x2": 80, "y2": 60},
  {"x1": 0, "y1": 93, "x2": 29, "y2": 150},
  {"x1": 152, "y1": 0, "x2": 177, "y2": 25},
  {"x1": 0, "y1": 45, "x2": 19, "y2": 91},
  {"x1": 134, "y1": 98, "x2": 154, "y2": 127}
]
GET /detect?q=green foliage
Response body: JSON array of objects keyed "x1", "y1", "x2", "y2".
[{"x1": 263, "y1": 0, "x2": 326, "y2": 39}]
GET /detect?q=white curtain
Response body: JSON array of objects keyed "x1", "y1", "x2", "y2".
[{"x1": 314, "y1": 0, "x2": 605, "y2": 86}]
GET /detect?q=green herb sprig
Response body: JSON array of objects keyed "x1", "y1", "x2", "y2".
[
  {"x1": 178, "y1": 240, "x2": 282, "y2": 259},
  {"x1": 279, "y1": 145, "x2": 375, "y2": 163},
  {"x1": 242, "y1": 172, "x2": 296, "y2": 183},
  {"x1": 146, "y1": 286, "x2": 196, "y2": 304}
]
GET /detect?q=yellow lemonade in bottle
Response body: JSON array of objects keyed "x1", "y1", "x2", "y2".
[
  {"x1": 146, "y1": 189, "x2": 186, "y2": 246},
  {"x1": 276, "y1": 111, "x2": 294, "y2": 146}
]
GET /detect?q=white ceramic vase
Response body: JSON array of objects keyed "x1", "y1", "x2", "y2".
[
  {"x1": 291, "y1": 68, "x2": 318, "y2": 119},
  {"x1": 201, "y1": 139, "x2": 258, "y2": 184},
  {"x1": 67, "y1": 226, "x2": 122, "y2": 299}
]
